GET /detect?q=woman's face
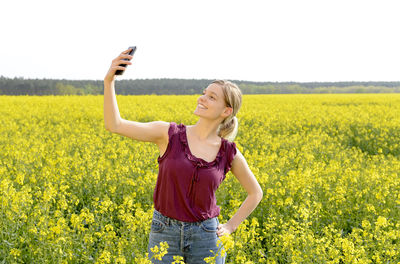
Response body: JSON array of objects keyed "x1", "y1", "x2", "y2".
[{"x1": 194, "y1": 83, "x2": 232, "y2": 121}]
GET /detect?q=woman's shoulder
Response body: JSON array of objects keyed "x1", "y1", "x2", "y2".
[
  {"x1": 167, "y1": 121, "x2": 186, "y2": 136},
  {"x1": 224, "y1": 139, "x2": 237, "y2": 160},
  {"x1": 222, "y1": 139, "x2": 238, "y2": 174},
  {"x1": 223, "y1": 138, "x2": 237, "y2": 150}
]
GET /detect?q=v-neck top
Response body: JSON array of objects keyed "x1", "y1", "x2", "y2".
[{"x1": 153, "y1": 122, "x2": 237, "y2": 222}]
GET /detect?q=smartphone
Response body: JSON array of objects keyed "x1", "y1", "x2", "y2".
[{"x1": 115, "y1": 46, "x2": 137, "y2": 75}]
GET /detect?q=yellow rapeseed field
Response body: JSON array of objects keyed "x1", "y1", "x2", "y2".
[{"x1": 1, "y1": 94, "x2": 400, "y2": 263}]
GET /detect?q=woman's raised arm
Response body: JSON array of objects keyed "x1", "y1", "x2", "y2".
[
  {"x1": 104, "y1": 48, "x2": 133, "y2": 131},
  {"x1": 103, "y1": 48, "x2": 169, "y2": 144}
]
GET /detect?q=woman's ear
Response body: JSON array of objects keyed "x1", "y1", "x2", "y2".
[{"x1": 223, "y1": 106, "x2": 233, "y2": 118}]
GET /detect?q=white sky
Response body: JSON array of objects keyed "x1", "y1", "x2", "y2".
[{"x1": 0, "y1": 0, "x2": 399, "y2": 82}]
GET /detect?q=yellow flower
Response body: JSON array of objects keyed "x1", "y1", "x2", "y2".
[
  {"x1": 375, "y1": 216, "x2": 388, "y2": 228},
  {"x1": 10, "y1": 248, "x2": 21, "y2": 258},
  {"x1": 115, "y1": 256, "x2": 126, "y2": 264},
  {"x1": 150, "y1": 241, "x2": 169, "y2": 261},
  {"x1": 172, "y1": 255, "x2": 185, "y2": 264}
]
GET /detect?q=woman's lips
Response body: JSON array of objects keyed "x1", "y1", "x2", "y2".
[{"x1": 197, "y1": 104, "x2": 208, "y2": 109}]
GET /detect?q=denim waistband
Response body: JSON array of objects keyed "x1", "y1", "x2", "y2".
[{"x1": 153, "y1": 209, "x2": 215, "y2": 226}]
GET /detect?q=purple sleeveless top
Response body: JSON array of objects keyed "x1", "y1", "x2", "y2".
[{"x1": 153, "y1": 122, "x2": 237, "y2": 222}]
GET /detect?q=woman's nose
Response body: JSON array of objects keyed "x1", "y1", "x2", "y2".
[{"x1": 199, "y1": 95, "x2": 206, "y2": 103}]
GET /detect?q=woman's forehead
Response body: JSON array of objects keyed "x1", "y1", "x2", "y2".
[{"x1": 205, "y1": 83, "x2": 223, "y2": 97}]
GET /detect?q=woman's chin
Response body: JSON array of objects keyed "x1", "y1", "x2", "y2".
[{"x1": 193, "y1": 109, "x2": 206, "y2": 118}]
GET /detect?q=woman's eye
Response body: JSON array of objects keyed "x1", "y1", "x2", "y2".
[{"x1": 202, "y1": 91, "x2": 215, "y2": 100}]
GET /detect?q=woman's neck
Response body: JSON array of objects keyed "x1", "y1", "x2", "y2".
[{"x1": 189, "y1": 118, "x2": 221, "y2": 142}]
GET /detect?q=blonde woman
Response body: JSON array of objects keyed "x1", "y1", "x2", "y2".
[{"x1": 104, "y1": 48, "x2": 263, "y2": 263}]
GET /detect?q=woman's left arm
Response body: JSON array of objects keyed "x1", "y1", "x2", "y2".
[{"x1": 217, "y1": 148, "x2": 263, "y2": 237}]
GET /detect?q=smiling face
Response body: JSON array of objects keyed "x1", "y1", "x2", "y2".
[{"x1": 194, "y1": 83, "x2": 233, "y2": 122}]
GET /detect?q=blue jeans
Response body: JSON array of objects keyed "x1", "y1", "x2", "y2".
[{"x1": 148, "y1": 209, "x2": 226, "y2": 264}]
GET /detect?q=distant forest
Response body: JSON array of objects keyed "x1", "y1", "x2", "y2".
[{"x1": 1, "y1": 76, "x2": 400, "y2": 95}]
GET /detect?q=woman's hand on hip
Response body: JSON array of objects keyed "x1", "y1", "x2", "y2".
[{"x1": 217, "y1": 223, "x2": 234, "y2": 237}]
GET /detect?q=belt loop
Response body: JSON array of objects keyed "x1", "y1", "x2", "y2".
[{"x1": 164, "y1": 214, "x2": 169, "y2": 226}]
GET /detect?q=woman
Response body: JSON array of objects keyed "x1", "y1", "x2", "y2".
[{"x1": 104, "y1": 48, "x2": 263, "y2": 263}]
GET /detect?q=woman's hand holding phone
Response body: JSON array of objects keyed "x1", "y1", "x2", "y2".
[{"x1": 104, "y1": 47, "x2": 136, "y2": 83}]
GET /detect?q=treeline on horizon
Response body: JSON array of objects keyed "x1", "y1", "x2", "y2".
[{"x1": 1, "y1": 76, "x2": 400, "y2": 96}]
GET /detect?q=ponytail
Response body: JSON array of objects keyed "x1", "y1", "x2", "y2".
[{"x1": 218, "y1": 116, "x2": 239, "y2": 142}]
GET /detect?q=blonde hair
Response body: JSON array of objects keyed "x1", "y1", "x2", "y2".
[{"x1": 212, "y1": 80, "x2": 242, "y2": 142}]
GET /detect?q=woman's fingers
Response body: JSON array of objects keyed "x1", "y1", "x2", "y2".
[
  {"x1": 120, "y1": 48, "x2": 134, "y2": 57},
  {"x1": 113, "y1": 53, "x2": 134, "y2": 65},
  {"x1": 116, "y1": 59, "x2": 132, "y2": 65},
  {"x1": 122, "y1": 47, "x2": 133, "y2": 53},
  {"x1": 120, "y1": 53, "x2": 134, "y2": 59},
  {"x1": 113, "y1": 54, "x2": 133, "y2": 63},
  {"x1": 216, "y1": 223, "x2": 234, "y2": 237},
  {"x1": 216, "y1": 224, "x2": 225, "y2": 237},
  {"x1": 110, "y1": 59, "x2": 132, "y2": 70},
  {"x1": 114, "y1": 65, "x2": 128, "y2": 70}
]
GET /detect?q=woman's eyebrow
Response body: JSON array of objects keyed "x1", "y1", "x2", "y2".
[{"x1": 203, "y1": 89, "x2": 218, "y2": 98}]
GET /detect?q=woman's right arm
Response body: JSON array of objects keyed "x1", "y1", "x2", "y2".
[{"x1": 103, "y1": 48, "x2": 169, "y2": 145}]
